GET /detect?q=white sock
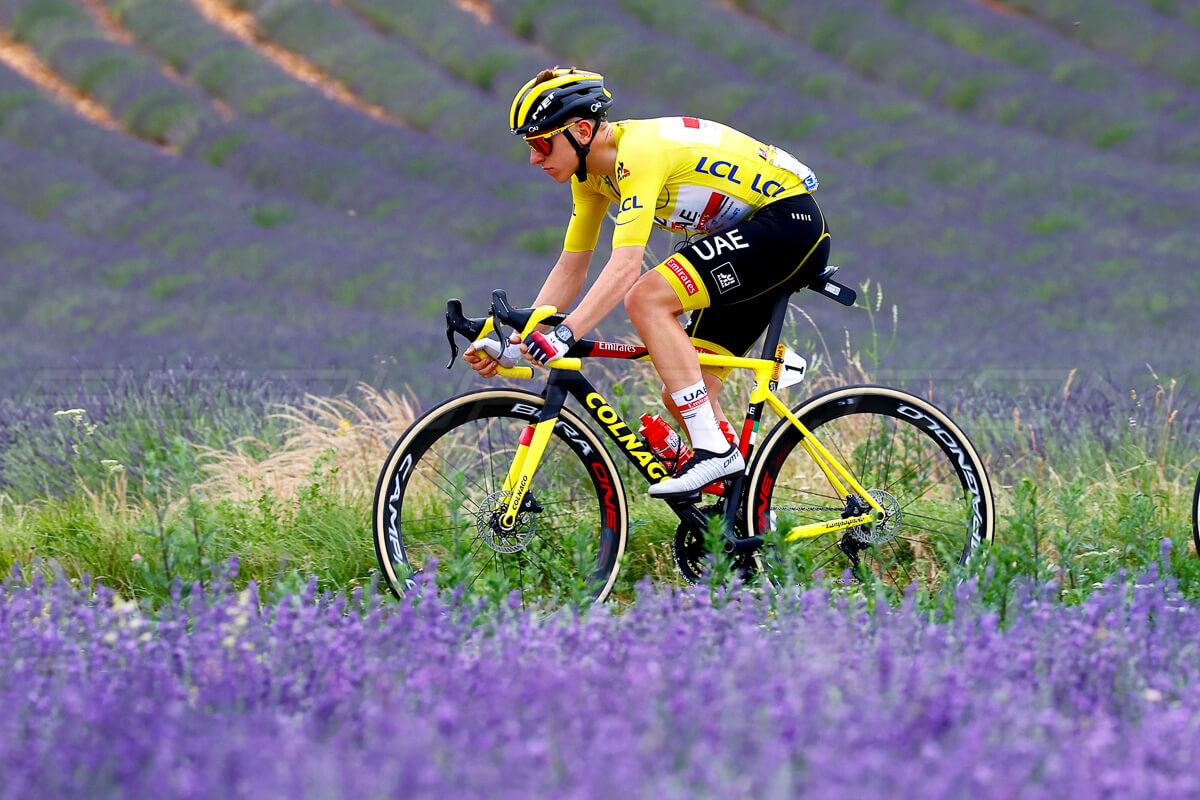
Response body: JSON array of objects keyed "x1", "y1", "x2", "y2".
[{"x1": 670, "y1": 380, "x2": 728, "y2": 453}]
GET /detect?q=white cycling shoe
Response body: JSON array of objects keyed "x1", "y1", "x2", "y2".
[{"x1": 648, "y1": 444, "x2": 745, "y2": 498}]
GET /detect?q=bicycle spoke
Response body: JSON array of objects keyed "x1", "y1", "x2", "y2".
[
  {"x1": 464, "y1": 550, "x2": 499, "y2": 594},
  {"x1": 421, "y1": 447, "x2": 492, "y2": 501},
  {"x1": 485, "y1": 417, "x2": 499, "y2": 496},
  {"x1": 895, "y1": 513, "x2": 966, "y2": 538},
  {"x1": 881, "y1": 539, "x2": 916, "y2": 586},
  {"x1": 750, "y1": 389, "x2": 991, "y2": 593}
]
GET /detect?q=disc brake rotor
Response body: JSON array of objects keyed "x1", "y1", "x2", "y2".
[
  {"x1": 474, "y1": 490, "x2": 536, "y2": 553},
  {"x1": 845, "y1": 489, "x2": 901, "y2": 547}
]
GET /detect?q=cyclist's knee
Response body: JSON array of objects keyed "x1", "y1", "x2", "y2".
[{"x1": 625, "y1": 272, "x2": 679, "y2": 321}]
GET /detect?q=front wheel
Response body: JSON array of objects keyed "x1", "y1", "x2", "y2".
[
  {"x1": 372, "y1": 389, "x2": 629, "y2": 606},
  {"x1": 746, "y1": 385, "x2": 995, "y2": 591}
]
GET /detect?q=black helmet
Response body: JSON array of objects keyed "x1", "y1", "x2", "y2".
[{"x1": 509, "y1": 68, "x2": 612, "y2": 137}]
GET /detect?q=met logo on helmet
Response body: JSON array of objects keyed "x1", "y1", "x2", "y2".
[{"x1": 531, "y1": 92, "x2": 555, "y2": 122}]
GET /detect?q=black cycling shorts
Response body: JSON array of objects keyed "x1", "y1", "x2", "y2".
[{"x1": 650, "y1": 193, "x2": 830, "y2": 377}]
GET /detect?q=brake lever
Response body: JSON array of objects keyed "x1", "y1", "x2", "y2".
[
  {"x1": 444, "y1": 299, "x2": 464, "y2": 369},
  {"x1": 491, "y1": 289, "x2": 516, "y2": 351},
  {"x1": 491, "y1": 306, "x2": 507, "y2": 355},
  {"x1": 445, "y1": 328, "x2": 458, "y2": 369}
]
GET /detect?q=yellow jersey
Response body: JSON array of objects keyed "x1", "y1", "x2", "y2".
[{"x1": 564, "y1": 117, "x2": 819, "y2": 252}]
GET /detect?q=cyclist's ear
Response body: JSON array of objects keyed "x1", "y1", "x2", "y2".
[{"x1": 573, "y1": 118, "x2": 594, "y2": 144}]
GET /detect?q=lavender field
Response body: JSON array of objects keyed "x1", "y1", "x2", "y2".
[
  {"x1": 3, "y1": 562, "x2": 1200, "y2": 798},
  {"x1": 2, "y1": 1, "x2": 1200, "y2": 792},
  {"x1": 0, "y1": 0, "x2": 1197, "y2": 396}
]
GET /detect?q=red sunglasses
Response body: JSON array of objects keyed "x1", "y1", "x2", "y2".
[
  {"x1": 524, "y1": 122, "x2": 573, "y2": 156},
  {"x1": 525, "y1": 135, "x2": 554, "y2": 156}
]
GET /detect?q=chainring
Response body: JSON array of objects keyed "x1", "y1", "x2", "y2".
[{"x1": 672, "y1": 505, "x2": 758, "y2": 585}]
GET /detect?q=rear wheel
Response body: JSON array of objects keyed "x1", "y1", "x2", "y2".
[
  {"x1": 1192, "y1": 470, "x2": 1199, "y2": 557},
  {"x1": 746, "y1": 386, "x2": 994, "y2": 591},
  {"x1": 373, "y1": 389, "x2": 628, "y2": 607}
]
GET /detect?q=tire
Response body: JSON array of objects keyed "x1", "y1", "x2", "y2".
[
  {"x1": 746, "y1": 385, "x2": 995, "y2": 590},
  {"x1": 1192, "y1": 470, "x2": 1199, "y2": 557},
  {"x1": 372, "y1": 389, "x2": 629, "y2": 606}
]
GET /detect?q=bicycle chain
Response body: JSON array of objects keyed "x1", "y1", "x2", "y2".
[{"x1": 768, "y1": 505, "x2": 842, "y2": 513}]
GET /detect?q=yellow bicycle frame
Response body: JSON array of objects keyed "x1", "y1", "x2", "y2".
[{"x1": 474, "y1": 309, "x2": 886, "y2": 538}]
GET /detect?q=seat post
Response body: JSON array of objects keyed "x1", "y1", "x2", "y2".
[{"x1": 757, "y1": 291, "x2": 794, "y2": 360}]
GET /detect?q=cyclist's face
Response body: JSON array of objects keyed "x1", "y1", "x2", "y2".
[{"x1": 526, "y1": 121, "x2": 588, "y2": 183}]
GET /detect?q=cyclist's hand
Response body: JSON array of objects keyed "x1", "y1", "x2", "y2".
[
  {"x1": 464, "y1": 335, "x2": 522, "y2": 377},
  {"x1": 476, "y1": 336, "x2": 523, "y2": 368},
  {"x1": 522, "y1": 324, "x2": 576, "y2": 366}
]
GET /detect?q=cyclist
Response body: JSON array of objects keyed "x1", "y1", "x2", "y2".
[{"x1": 465, "y1": 67, "x2": 830, "y2": 497}]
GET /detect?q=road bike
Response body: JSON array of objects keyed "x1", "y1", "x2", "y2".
[{"x1": 372, "y1": 267, "x2": 996, "y2": 605}]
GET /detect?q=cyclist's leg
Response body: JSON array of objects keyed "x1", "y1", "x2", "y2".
[
  {"x1": 660, "y1": 371, "x2": 727, "y2": 432},
  {"x1": 645, "y1": 192, "x2": 832, "y2": 423},
  {"x1": 626, "y1": 271, "x2": 734, "y2": 465},
  {"x1": 624, "y1": 269, "x2": 705, "y2": 395},
  {"x1": 629, "y1": 195, "x2": 829, "y2": 493}
]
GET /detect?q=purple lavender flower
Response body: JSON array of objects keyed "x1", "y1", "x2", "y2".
[{"x1": 1, "y1": 565, "x2": 1198, "y2": 798}]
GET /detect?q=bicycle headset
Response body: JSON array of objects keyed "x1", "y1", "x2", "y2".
[{"x1": 510, "y1": 68, "x2": 613, "y2": 183}]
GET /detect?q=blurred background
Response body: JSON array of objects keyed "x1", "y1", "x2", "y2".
[{"x1": 1, "y1": 0, "x2": 1198, "y2": 402}]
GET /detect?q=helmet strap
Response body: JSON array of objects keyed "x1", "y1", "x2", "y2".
[{"x1": 562, "y1": 127, "x2": 591, "y2": 182}]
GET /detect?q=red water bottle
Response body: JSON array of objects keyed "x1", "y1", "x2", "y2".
[{"x1": 638, "y1": 413, "x2": 692, "y2": 473}]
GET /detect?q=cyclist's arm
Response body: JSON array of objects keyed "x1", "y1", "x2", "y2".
[
  {"x1": 532, "y1": 249, "x2": 592, "y2": 310},
  {"x1": 561, "y1": 244, "x2": 644, "y2": 338},
  {"x1": 559, "y1": 138, "x2": 664, "y2": 338}
]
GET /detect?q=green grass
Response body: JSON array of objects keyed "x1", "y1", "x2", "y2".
[
  {"x1": 1093, "y1": 122, "x2": 1142, "y2": 149},
  {"x1": 1029, "y1": 278, "x2": 1073, "y2": 302},
  {"x1": 30, "y1": 182, "x2": 82, "y2": 218},
  {"x1": 1027, "y1": 211, "x2": 1087, "y2": 235},
  {"x1": 2, "y1": 360, "x2": 1197, "y2": 608},
  {"x1": 138, "y1": 312, "x2": 181, "y2": 335},
  {"x1": 332, "y1": 263, "x2": 390, "y2": 307},
  {"x1": 1050, "y1": 58, "x2": 1118, "y2": 92},
  {"x1": 78, "y1": 54, "x2": 139, "y2": 94},
  {"x1": 861, "y1": 103, "x2": 922, "y2": 122},
  {"x1": 11, "y1": 0, "x2": 89, "y2": 38},
  {"x1": 248, "y1": 202, "x2": 295, "y2": 229},
  {"x1": 100, "y1": 258, "x2": 153, "y2": 289},
  {"x1": 204, "y1": 132, "x2": 249, "y2": 167},
  {"x1": 512, "y1": 225, "x2": 562, "y2": 255},
  {"x1": 924, "y1": 155, "x2": 997, "y2": 189}
]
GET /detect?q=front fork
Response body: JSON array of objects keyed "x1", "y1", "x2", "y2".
[{"x1": 497, "y1": 384, "x2": 568, "y2": 530}]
